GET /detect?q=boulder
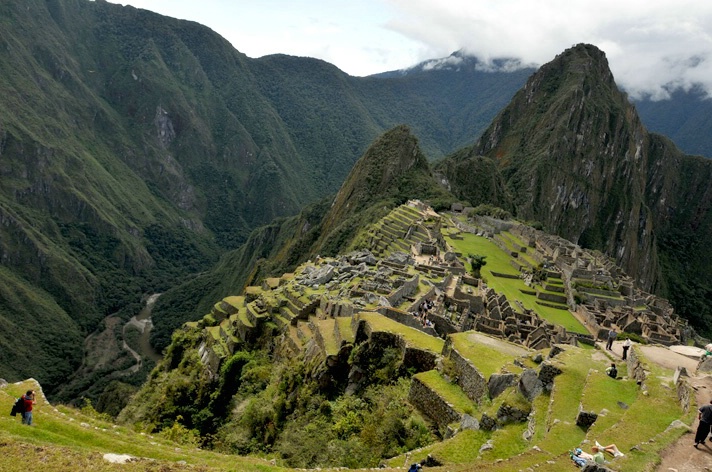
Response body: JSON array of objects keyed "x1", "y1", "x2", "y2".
[
  {"x1": 548, "y1": 344, "x2": 565, "y2": 359},
  {"x1": 496, "y1": 402, "x2": 530, "y2": 424},
  {"x1": 488, "y1": 373, "x2": 518, "y2": 399},
  {"x1": 460, "y1": 413, "x2": 480, "y2": 431},
  {"x1": 479, "y1": 440, "x2": 494, "y2": 454},
  {"x1": 538, "y1": 362, "x2": 563, "y2": 392},
  {"x1": 575, "y1": 409, "x2": 598, "y2": 428},
  {"x1": 697, "y1": 357, "x2": 712, "y2": 373},
  {"x1": 673, "y1": 366, "x2": 688, "y2": 384},
  {"x1": 519, "y1": 368, "x2": 543, "y2": 401},
  {"x1": 480, "y1": 412, "x2": 498, "y2": 431}
]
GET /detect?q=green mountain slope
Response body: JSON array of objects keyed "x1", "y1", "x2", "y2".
[
  {"x1": 148, "y1": 126, "x2": 455, "y2": 350},
  {"x1": 0, "y1": 0, "x2": 540, "y2": 394},
  {"x1": 437, "y1": 44, "x2": 712, "y2": 331},
  {"x1": 116, "y1": 198, "x2": 693, "y2": 469}
]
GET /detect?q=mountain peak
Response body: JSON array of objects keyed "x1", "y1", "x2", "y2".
[
  {"x1": 373, "y1": 50, "x2": 536, "y2": 78},
  {"x1": 315, "y1": 125, "x2": 451, "y2": 255}
]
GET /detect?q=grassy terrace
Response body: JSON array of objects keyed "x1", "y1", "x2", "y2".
[
  {"x1": 223, "y1": 295, "x2": 245, "y2": 310},
  {"x1": 444, "y1": 231, "x2": 588, "y2": 334},
  {"x1": 314, "y1": 318, "x2": 340, "y2": 355},
  {"x1": 356, "y1": 312, "x2": 445, "y2": 354},
  {"x1": 449, "y1": 332, "x2": 527, "y2": 377},
  {"x1": 336, "y1": 316, "x2": 355, "y2": 343},
  {"x1": 389, "y1": 345, "x2": 686, "y2": 472}
]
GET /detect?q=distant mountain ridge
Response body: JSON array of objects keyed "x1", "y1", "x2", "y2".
[{"x1": 387, "y1": 50, "x2": 712, "y2": 159}]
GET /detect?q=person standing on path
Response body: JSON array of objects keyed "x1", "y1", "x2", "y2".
[
  {"x1": 606, "y1": 329, "x2": 617, "y2": 350},
  {"x1": 694, "y1": 399, "x2": 712, "y2": 447},
  {"x1": 21, "y1": 390, "x2": 36, "y2": 426},
  {"x1": 622, "y1": 338, "x2": 632, "y2": 360}
]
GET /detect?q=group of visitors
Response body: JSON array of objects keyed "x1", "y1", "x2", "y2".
[
  {"x1": 413, "y1": 299, "x2": 435, "y2": 328},
  {"x1": 605, "y1": 329, "x2": 632, "y2": 360}
]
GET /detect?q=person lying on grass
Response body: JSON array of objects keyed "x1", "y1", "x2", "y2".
[{"x1": 572, "y1": 443, "x2": 624, "y2": 464}]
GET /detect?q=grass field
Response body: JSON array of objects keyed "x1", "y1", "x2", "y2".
[
  {"x1": 384, "y1": 344, "x2": 689, "y2": 471},
  {"x1": 444, "y1": 232, "x2": 588, "y2": 334},
  {"x1": 356, "y1": 312, "x2": 445, "y2": 353},
  {"x1": 0, "y1": 380, "x2": 279, "y2": 472}
]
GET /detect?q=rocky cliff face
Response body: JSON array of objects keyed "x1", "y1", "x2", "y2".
[{"x1": 440, "y1": 44, "x2": 712, "y2": 329}]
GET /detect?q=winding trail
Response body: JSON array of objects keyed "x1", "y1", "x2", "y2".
[{"x1": 120, "y1": 294, "x2": 163, "y2": 374}]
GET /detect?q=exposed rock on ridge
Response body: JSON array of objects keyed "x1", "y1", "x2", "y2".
[{"x1": 439, "y1": 44, "x2": 712, "y2": 329}]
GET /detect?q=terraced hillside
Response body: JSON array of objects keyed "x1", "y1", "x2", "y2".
[
  {"x1": 103, "y1": 201, "x2": 697, "y2": 469},
  {"x1": 0, "y1": 319, "x2": 694, "y2": 471}
]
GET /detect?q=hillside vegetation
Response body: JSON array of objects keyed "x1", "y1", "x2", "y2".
[
  {"x1": 115, "y1": 199, "x2": 693, "y2": 470},
  {"x1": 1, "y1": 201, "x2": 696, "y2": 471},
  {"x1": 0, "y1": 0, "x2": 532, "y2": 396}
]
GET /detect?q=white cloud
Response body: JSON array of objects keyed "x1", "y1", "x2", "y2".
[
  {"x1": 113, "y1": 0, "x2": 712, "y2": 99},
  {"x1": 383, "y1": 0, "x2": 712, "y2": 99}
]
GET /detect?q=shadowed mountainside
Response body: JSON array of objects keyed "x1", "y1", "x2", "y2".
[{"x1": 437, "y1": 44, "x2": 712, "y2": 331}]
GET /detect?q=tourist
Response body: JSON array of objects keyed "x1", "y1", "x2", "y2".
[
  {"x1": 594, "y1": 441, "x2": 625, "y2": 457},
  {"x1": 605, "y1": 329, "x2": 617, "y2": 350},
  {"x1": 606, "y1": 363, "x2": 618, "y2": 379},
  {"x1": 694, "y1": 399, "x2": 712, "y2": 448},
  {"x1": 572, "y1": 443, "x2": 624, "y2": 465},
  {"x1": 622, "y1": 338, "x2": 632, "y2": 360},
  {"x1": 21, "y1": 390, "x2": 36, "y2": 426}
]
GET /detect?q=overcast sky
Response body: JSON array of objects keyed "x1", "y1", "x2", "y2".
[{"x1": 112, "y1": 0, "x2": 712, "y2": 100}]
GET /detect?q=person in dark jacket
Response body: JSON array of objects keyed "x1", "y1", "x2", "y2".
[{"x1": 694, "y1": 399, "x2": 712, "y2": 447}]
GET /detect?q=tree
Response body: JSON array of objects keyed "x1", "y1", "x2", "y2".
[{"x1": 469, "y1": 254, "x2": 487, "y2": 278}]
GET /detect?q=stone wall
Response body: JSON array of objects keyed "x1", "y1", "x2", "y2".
[
  {"x1": 625, "y1": 346, "x2": 647, "y2": 387},
  {"x1": 378, "y1": 306, "x2": 436, "y2": 336},
  {"x1": 404, "y1": 347, "x2": 438, "y2": 372},
  {"x1": 443, "y1": 338, "x2": 487, "y2": 403},
  {"x1": 386, "y1": 274, "x2": 420, "y2": 306},
  {"x1": 408, "y1": 377, "x2": 462, "y2": 429}
]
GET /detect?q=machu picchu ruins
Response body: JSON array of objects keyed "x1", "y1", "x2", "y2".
[{"x1": 187, "y1": 200, "x2": 693, "y2": 459}]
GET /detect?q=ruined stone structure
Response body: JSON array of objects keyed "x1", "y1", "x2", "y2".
[{"x1": 185, "y1": 201, "x2": 685, "y2": 442}]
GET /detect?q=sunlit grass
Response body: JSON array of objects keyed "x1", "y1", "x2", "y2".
[
  {"x1": 356, "y1": 312, "x2": 445, "y2": 353},
  {"x1": 449, "y1": 332, "x2": 526, "y2": 377},
  {"x1": 444, "y1": 232, "x2": 588, "y2": 334}
]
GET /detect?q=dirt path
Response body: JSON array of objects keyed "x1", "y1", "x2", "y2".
[
  {"x1": 656, "y1": 374, "x2": 712, "y2": 471},
  {"x1": 598, "y1": 340, "x2": 712, "y2": 471}
]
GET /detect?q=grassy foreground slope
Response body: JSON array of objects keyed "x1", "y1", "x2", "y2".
[
  {"x1": 0, "y1": 336, "x2": 694, "y2": 472},
  {"x1": 0, "y1": 380, "x2": 279, "y2": 472}
]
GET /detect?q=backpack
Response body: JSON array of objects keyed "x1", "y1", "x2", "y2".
[
  {"x1": 570, "y1": 452, "x2": 588, "y2": 468},
  {"x1": 10, "y1": 396, "x2": 25, "y2": 416}
]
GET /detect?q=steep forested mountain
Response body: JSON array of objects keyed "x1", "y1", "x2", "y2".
[
  {"x1": 1, "y1": 0, "x2": 710, "y2": 403},
  {"x1": 0, "y1": 0, "x2": 531, "y2": 393},
  {"x1": 148, "y1": 126, "x2": 454, "y2": 351},
  {"x1": 437, "y1": 44, "x2": 712, "y2": 331}
]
